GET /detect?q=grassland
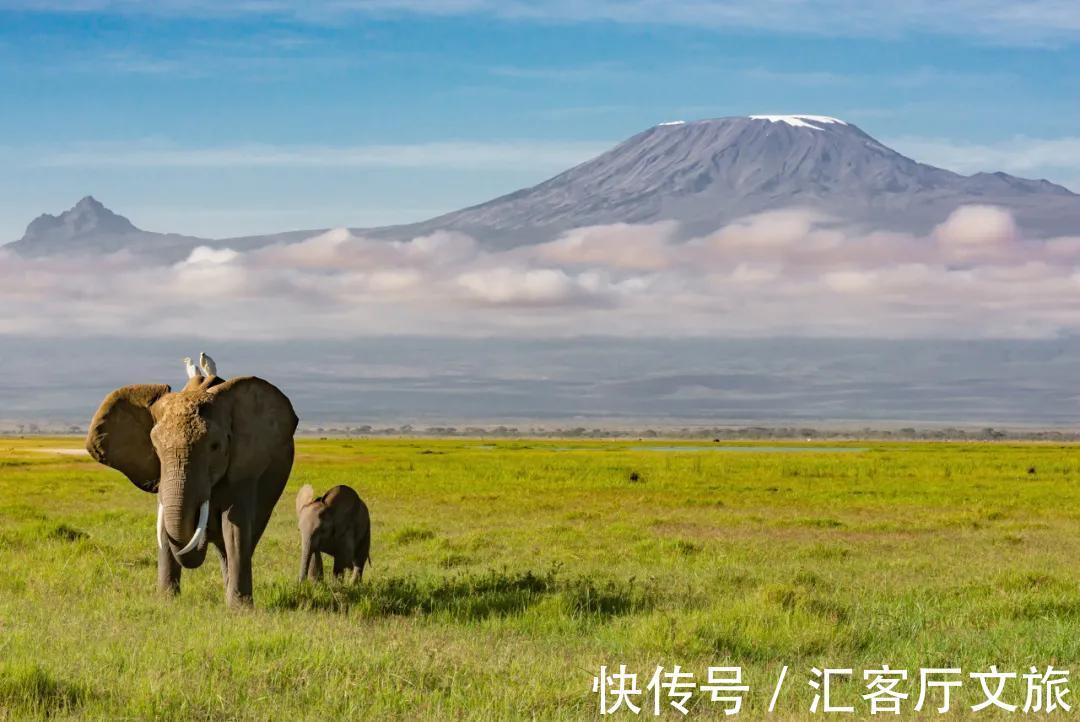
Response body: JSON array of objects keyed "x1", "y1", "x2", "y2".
[{"x1": 0, "y1": 437, "x2": 1077, "y2": 720}]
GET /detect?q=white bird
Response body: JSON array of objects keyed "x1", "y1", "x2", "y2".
[
  {"x1": 183, "y1": 357, "x2": 202, "y2": 380},
  {"x1": 199, "y1": 352, "x2": 217, "y2": 378}
]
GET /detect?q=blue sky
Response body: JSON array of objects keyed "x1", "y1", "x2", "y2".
[{"x1": 2, "y1": 0, "x2": 1080, "y2": 241}]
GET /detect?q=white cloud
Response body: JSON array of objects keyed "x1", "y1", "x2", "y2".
[
  {"x1": 456, "y1": 267, "x2": 606, "y2": 307},
  {"x1": 180, "y1": 245, "x2": 240, "y2": 265},
  {"x1": 533, "y1": 221, "x2": 678, "y2": 271},
  {"x1": 28, "y1": 139, "x2": 612, "y2": 171},
  {"x1": 823, "y1": 270, "x2": 878, "y2": 293},
  {"x1": 704, "y1": 208, "x2": 842, "y2": 251},
  {"x1": 254, "y1": 227, "x2": 478, "y2": 270},
  {"x1": 934, "y1": 204, "x2": 1019, "y2": 259},
  {"x1": 4, "y1": 204, "x2": 1080, "y2": 339},
  {"x1": 4, "y1": 1, "x2": 1080, "y2": 44}
]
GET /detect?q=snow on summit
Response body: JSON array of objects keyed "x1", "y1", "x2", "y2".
[{"x1": 749, "y1": 114, "x2": 847, "y2": 129}]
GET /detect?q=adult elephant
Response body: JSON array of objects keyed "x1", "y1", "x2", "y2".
[{"x1": 85, "y1": 356, "x2": 298, "y2": 607}]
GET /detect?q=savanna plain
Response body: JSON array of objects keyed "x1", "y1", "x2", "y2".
[{"x1": 0, "y1": 438, "x2": 1077, "y2": 720}]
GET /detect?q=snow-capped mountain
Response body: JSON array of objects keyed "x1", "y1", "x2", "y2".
[
  {"x1": 7, "y1": 115, "x2": 1080, "y2": 261},
  {"x1": 371, "y1": 114, "x2": 1079, "y2": 244}
]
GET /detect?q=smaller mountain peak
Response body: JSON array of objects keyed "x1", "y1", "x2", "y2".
[
  {"x1": 18, "y1": 195, "x2": 138, "y2": 244},
  {"x1": 66, "y1": 194, "x2": 122, "y2": 222},
  {"x1": 749, "y1": 114, "x2": 847, "y2": 130},
  {"x1": 76, "y1": 195, "x2": 103, "y2": 207}
]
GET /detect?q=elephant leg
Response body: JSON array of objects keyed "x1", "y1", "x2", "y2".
[
  {"x1": 307, "y1": 551, "x2": 324, "y2": 581},
  {"x1": 354, "y1": 531, "x2": 370, "y2": 584},
  {"x1": 157, "y1": 542, "x2": 181, "y2": 596},
  {"x1": 251, "y1": 450, "x2": 291, "y2": 548},
  {"x1": 334, "y1": 537, "x2": 356, "y2": 581},
  {"x1": 222, "y1": 503, "x2": 254, "y2": 607},
  {"x1": 214, "y1": 538, "x2": 229, "y2": 593},
  {"x1": 332, "y1": 554, "x2": 349, "y2": 579}
]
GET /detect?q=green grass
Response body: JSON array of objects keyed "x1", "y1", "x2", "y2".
[{"x1": 0, "y1": 437, "x2": 1077, "y2": 719}]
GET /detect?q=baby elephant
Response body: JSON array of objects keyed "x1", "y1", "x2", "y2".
[{"x1": 295, "y1": 484, "x2": 371, "y2": 583}]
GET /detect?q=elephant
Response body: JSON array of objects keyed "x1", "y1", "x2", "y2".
[
  {"x1": 85, "y1": 354, "x2": 298, "y2": 607},
  {"x1": 295, "y1": 484, "x2": 371, "y2": 584}
]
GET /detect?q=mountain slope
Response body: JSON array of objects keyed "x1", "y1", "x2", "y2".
[{"x1": 370, "y1": 115, "x2": 1079, "y2": 244}]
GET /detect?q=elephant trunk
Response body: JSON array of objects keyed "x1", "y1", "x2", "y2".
[
  {"x1": 157, "y1": 451, "x2": 210, "y2": 567},
  {"x1": 159, "y1": 485, "x2": 195, "y2": 547},
  {"x1": 299, "y1": 536, "x2": 313, "y2": 583},
  {"x1": 157, "y1": 500, "x2": 208, "y2": 555}
]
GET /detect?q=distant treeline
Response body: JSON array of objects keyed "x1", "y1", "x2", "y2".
[
  {"x1": 5, "y1": 423, "x2": 1080, "y2": 441},
  {"x1": 293, "y1": 424, "x2": 1077, "y2": 441}
]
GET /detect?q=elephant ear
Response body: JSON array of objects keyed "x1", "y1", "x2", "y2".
[
  {"x1": 85, "y1": 384, "x2": 171, "y2": 492},
  {"x1": 295, "y1": 484, "x2": 315, "y2": 515},
  {"x1": 209, "y1": 376, "x2": 298, "y2": 477}
]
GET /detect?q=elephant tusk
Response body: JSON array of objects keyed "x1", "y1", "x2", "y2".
[
  {"x1": 156, "y1": 502, "x2": 166, "y2": 550},
  {"x1": 175, "y1": 501, "x2": 210, "y2": 557}
]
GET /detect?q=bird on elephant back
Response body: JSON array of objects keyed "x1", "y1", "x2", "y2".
[{"x1": 85, "y1": 353, "x2": 298, "y2": 607}]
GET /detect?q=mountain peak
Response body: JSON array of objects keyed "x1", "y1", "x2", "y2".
[
  {"x1": 747, "y1": 114, "x2": 848, "y2": 129},
  {"x1": 21, "y1": 196, "x2": 139, "y2": 244},
  {"x1": 655, "y1": 115, "x2": 851, "y2": 131},
  {"x1": 73, "y1": 195, "x2": 107, "y2": 212}
]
